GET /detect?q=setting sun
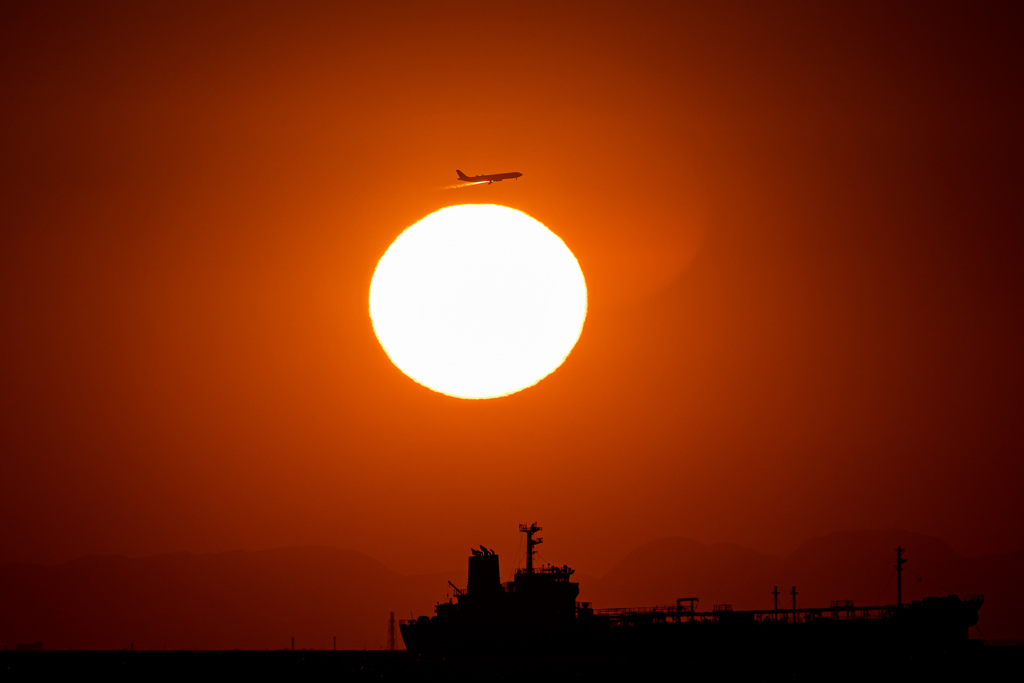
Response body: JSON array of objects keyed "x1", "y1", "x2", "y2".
[{"x1": 369, "y1": 205, "x2": 587, "y2": 399}]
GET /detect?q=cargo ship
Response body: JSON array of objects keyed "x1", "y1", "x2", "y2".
[{"x1": 400, "y1": 523, "x2": 984, "y2": 659}]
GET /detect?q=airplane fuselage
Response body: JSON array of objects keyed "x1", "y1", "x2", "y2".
[{"x1": 456, "y1": 170, "x2": 523, "y2": 184}]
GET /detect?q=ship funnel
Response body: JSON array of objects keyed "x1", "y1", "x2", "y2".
[{"x1": 468, "y1": 553, "x2": 502, "y2": 596}]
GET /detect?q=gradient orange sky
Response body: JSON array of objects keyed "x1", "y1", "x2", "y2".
[{"x1": 2, "y1": 1, "x2": 1021, "y2": 577}]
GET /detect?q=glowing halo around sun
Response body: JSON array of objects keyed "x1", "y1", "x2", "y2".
[{"x1": 369, "y1": 204, "x2": 587, "y2": 399}]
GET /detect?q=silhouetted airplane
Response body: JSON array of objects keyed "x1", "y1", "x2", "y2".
[{"x1": 456, "y1": 169, "x2": 523, "y2": 184}]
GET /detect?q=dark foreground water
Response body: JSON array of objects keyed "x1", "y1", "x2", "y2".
[{"x1": 2, "y1": 645, "x2": 1020, "y2": 681}]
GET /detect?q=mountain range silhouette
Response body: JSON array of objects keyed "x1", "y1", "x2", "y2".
[{"x1": 3, "y1": 530, "x2": 1019, "y2": 650}]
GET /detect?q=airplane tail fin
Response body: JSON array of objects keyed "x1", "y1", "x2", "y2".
[{"x1": 456, "y1": 170, "x2": 470, "y2": 181}]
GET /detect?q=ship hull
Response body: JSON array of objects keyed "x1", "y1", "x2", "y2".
[{"x1": 402, "y1": 601, "x2": 982, "y2": 657}]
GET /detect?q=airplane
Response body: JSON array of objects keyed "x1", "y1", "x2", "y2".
[{"x1": 456, "y1": 169, "x2": 523, "y2": 184}]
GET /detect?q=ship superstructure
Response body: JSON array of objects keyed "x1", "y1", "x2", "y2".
[{"x1": 400, "y1": 523, "x2": 580, "y2": 653}]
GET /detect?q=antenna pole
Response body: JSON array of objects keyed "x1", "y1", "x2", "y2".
[
  {"x1": 895, "y1": 546, "x2": 906, "y2": 608},
  {"x1": 519, "y1": 523, "x2": 543, "y2": 574}
]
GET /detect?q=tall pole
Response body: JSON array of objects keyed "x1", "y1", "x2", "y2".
[
  {"x1": 773, "y1": 585, "x2": 780, "y2": 622},
  {"x1": 519, "y1": 523, "x2": 543, "y2": 574},
  {"x1": 895, "y1": 546, "x2": 906, "y2": 608},
  {"x1": 791, "y1": 586, "x2": 798, "y2": 623}
]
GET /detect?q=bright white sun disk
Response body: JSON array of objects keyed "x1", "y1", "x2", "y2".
[{"x1": 369, "y1": 204, "x2": 587, "y2": 399}]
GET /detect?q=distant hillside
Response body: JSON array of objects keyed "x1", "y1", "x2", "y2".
[
  {"x1": 580, "y1": 537, "x2": 779, "y2": 609},
  {"x1": 3, "y1": 531, "x2": 1020, "y2": 649},
  {"x1": 0, "y1": 546, "x2": 449, "y2": 650}
]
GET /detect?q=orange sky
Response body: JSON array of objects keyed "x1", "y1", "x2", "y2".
[{"x1": 2, "y1": 1, "x2": 1021, "y2": 577}]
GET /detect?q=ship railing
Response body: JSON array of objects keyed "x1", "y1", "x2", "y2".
[
  {"x1": 590, "y1": 605, "x2": 690, "y2": 615},
  {"x1": 829, "y1": 600, "x2": 856, "y2": 621},
  {"x1": 514, "y1": 564, "x2": 575, "y2": 579},
  {"x1": 751, "y1": 605, "x2": 895, "y2": 623},
  {"x1": 589, "y1": 605, "x2": 717, "y2": 624},
  {"x1": 586, "y1": 603, "x2": 902, "y2": 626}
]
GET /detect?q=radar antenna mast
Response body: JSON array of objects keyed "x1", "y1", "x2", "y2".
[
  {"x1": 519, "y1": 523, "x2": 543, "y2": 574},
  {"x1": 895, "y1": 546, "x2": 907, "y2": 608}
]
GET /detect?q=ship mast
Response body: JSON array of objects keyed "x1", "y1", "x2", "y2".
[
  {"x1": 895, "y1": 546, "x2": 906, "y2": 608},
  {"x1": 519, "y1": 523, "x2": 542, "y2": 574}
]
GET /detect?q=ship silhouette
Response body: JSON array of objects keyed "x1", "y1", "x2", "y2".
[{"x1": 400, "y1": 523, "x2": 984, "y2": 660}]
